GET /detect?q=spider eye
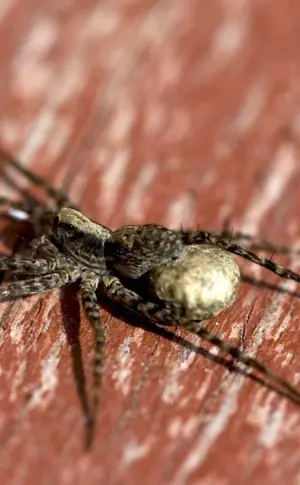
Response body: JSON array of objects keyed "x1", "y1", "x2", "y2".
[
  {"x1": 53, "y1": 215, "x2": 60, "y2": 226},
  {"x1": 61, "y1": 222, "x2": 76, "y2": 232}
]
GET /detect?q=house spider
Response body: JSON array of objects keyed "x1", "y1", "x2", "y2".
[{"x1": 1, "y1": 152, "x2": 300, "y2": 447}]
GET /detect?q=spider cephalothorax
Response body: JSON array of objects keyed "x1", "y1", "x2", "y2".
[
  {"x1": 52, "y1": 208, "x2": 111, "y2": 270},
  {"x1": 1, "y1": 152, "x2": 300, "y2": 448}
]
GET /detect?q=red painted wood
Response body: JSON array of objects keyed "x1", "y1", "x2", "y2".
[{"x1": 1, "y1": 1, "x2": 300, "y2": 484}]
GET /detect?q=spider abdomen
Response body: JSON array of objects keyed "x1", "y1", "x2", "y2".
[{"x1": 147, "y1": 244, "x2": 241, "y2": 320}]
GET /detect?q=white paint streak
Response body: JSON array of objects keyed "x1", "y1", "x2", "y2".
[
  {"x1": 253, "y1": 293, "x2": 286, "y2": 344},
  {"x1": 195, "y1": 372, "x2": 213, "y2": 401},
  {"x1": 125, "y1": 162, "x2": 157, "y2": 221},
  {"x1": 50, "y1": 58, "x2": 86, "y2": 105},
  {"x1": 26, "y1": 332, "x2": 66, "y2": 410},
  {"x1": 161, "y1": 341, "x2": 200, "y2": 405},
  {"x1": 144, "y1": 103, "x2": 166, "y2": 137},
  {"x1": 9, "y1": 360, "x2": 27, "y2": 403},
  {"x1": 39, "y1": 293, "x2": 61, "y2": 334},
  {"x1": 198, "y1": 0, "x2": 249, "y2": 80},
  {"x1": 122, "y1": 439, "x2": 152, "y2": 467},
  {"x1": 180, "y1": 347, "x2": 197, "y2": 371},
  {"x1": 45, "y1": 119, "x2": 72, "y2": 161},
  {"x1": 132, "y1": 327, "x2": 147, "y2": 348},
  {"x1": 109, "y1": 104, "x2": 135, "y2": 144},
  {"x1": 0, "y1": 0, "x2": 16, "y2": 21},
  {"x1": 82, "y1": 6, "x2": 121, "y2": 38},
  {"x1": 100, "y1": 150, "x2": 129, "y2": 219},
  {"x1": 174, "y1": 375, "x2": 243, "y2": 485},
  {"x1": 213, "y1": 0, "x2": 248, "y2": 58},
  {"x1": 168, "y1": 415, "x2": 199, "y2": 440},
  {"x1": 164, "y1": 109, "x2": 191, "y2": 143},
  {"x1": 18, "y1": 111, "x2": 55, "y2": 163},
  {"x1": 228, "y1": 82, "x2": 267, "y2": 135},
  {"x1": 273, "y1": 311, "x2": 293, "y2": 342},
  {"x1": 112, "y1": 337, "x2": 133, "y2": 396},
  {"x1": 17, "y1": 18, "x2": 58, "y2": 57},
  {"x1": 9, "y1": 299, "x2": 40, "y2": 347},
  {"x1": 241, "y1": 142, "x2": 297, "y2": 234},
  {"x1": 0, "y1": 119, "x2": 20, "y2": 146},
  {"x1": 12, "y1": 18, "x2": 58, "y2": 99},
  {"x1": 165, "y1": 193, "x2": 195, "y2": 228},
  {"x1": 247, "y1": 393, "x2": 291, "y2": 449},
  {"x1": 162, "y1": 367, "x2": 184, "y2": 404}
]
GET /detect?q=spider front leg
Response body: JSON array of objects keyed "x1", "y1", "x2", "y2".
[
  {"x1": 0, "y1": 255, "x2": 66, "y2": 275},
  {"x1": 0, "y1": 233, "x2": 65, "y2": 273},
  {"x1": 0, "y1": 197, "x2": 42, "y2": 221},
  {"x1": 0, "y1": 196, "x2": 56, "y2": 241},
  {"x1": 81, "y1": 272, "x2": 105, "y2": 448},
  {"x1": 0, "y1": 267, "x2": 80, "y2": 301}
]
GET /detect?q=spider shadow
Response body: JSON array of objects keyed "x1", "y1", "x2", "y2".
[
  {"x1": 242, "y1": 275, "x2": 300, "y2": 298},
  {"x1": 98, "y1": 295, "x2": 300, "y2": 407},
  {"x1": 59, "y1": 283, "x2": 94, "y2": 448}
]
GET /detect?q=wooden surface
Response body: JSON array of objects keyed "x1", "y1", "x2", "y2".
[{"x1": 1, "y1": 1, "x2": 300, "y2": 484}]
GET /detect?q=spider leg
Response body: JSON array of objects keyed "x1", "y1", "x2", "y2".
[
  {"x1": 0, "y1": 255, "x2": 66, "y2": 274},
  {"x1": 0, "y1": 196, "x2": 55, "y2": 241},
  {"x1": 0, "y1": 267, "x2": 79, "y2": 300},
  {"x1": 103, "y1": 275, "x2": 300, "y2": 404},
  {"x1": 0, "y1": 149, "x2": 78, "y2": 210},
  {"x1": 29, "y1": 236, "x2": 59, "y2": 258},
  {"x1": 0, "y1": 197, "x2": 42, "y2": 221},
  {"x1": 209, "y1": 229, "x2": 300, "y2": 255},
  {"x1": 0, "y1": 198, "x2": 51, "y2": 237},
  {"x1": 178, "y1": 230, "x2": 300, "y2": 283},
  {"x1": 81, "y1": 272, "x2": 104, "y2": 448},
  {"x1": 182, "y1": 321, "x2": 300, "y2": 404}
]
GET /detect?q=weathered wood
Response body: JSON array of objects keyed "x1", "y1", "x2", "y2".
[{"x1": 1, "y1": 1, "x2": 300, "y2": 484}]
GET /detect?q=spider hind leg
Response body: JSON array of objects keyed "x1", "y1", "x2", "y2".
[{"x1": 178, "y1": 230, "x2": 300, "y2": 284}]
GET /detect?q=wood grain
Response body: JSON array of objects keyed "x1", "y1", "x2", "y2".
[{"x1": 1, "y1": 1, "x2": 300, "y2": 484}]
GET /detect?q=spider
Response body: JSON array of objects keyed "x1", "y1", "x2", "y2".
[{"x1": 1, "y1": 152, "x2": 300, "y2": 447}]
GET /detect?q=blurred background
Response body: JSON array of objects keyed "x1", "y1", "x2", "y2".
[{"x1": 0, "y1": 1, "x2": 300, "y2": 485}]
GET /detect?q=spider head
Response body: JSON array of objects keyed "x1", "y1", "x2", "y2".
[{"x1": 51, "y1": 208, "x2": 111, "y2": 269}]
